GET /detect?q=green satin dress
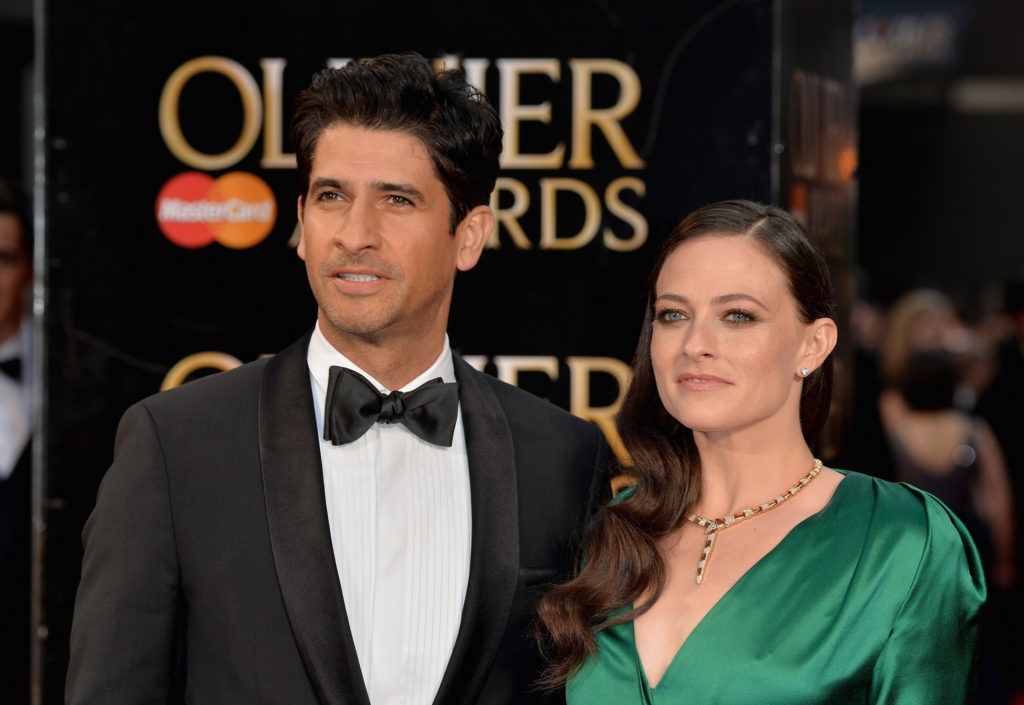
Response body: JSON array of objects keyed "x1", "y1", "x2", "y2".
[{"x1": 566, "y1": 470, "x2": 986, "y2": 704}]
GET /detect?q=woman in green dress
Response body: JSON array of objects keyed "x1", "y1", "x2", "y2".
[{"x1": 536, "y1": 200, "x2": 986, "y2": 704}]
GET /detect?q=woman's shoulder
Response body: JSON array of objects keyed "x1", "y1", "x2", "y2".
[
  {"x1": 834, "y1": 469, "x2": 985, "y2": 580},
  {"x1": 836, "y1": 469, "x2": 956, "y2": 524}
]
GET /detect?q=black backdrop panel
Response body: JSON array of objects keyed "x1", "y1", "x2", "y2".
[{"x1": 40, "y1": 0, "x2": 851, "y2": 700}]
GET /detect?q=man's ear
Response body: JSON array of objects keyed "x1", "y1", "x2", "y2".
[
  {"x1": 295, "y1": 195, "x2": 307, "y2": 261},
  {"x1": 454, "y1": 205, "x2": 494, "y2": 272}
]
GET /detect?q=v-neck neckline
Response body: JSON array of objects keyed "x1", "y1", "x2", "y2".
[{"x1": 631, "y1": 470, "x2": 854, "y2": 694}]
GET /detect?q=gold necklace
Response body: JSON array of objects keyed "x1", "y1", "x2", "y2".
[{"x1": 685, "y1": 459, "x2": 823, "y2": 585}]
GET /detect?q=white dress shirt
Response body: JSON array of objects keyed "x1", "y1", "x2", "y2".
[
  {"x1": 0, "y1": 324, "x2": 31, "y2": 481},
  {"x1": 307, "y1": 323, "x2": 472, "y2": 705}
]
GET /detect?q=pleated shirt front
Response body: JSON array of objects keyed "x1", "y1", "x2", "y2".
[{"x1": 307, "y1": 324, "x2": 472, "y2": 705}]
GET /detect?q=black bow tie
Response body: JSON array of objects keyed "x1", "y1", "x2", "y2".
[
  {"x1": 0, "y1": 357, "x2": 21, "y2": 382},
  {"x1": 323, "y1": 366, "x2": 459, "y2": 447}
]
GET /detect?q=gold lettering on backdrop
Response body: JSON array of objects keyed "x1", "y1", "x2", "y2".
[
  {"x1": 603, "y1": 176, "x2": 647, "y2": 251},
  {"x1": 461, "y1": 58, "x2": 489, "y2": 95},
  {"x1": 569, "y1": 59, "x2": 645, "y2": 169},
  {"x1": 159, "y1": 56, "x2": 263, "y2": 171},
  {"x1": 539, "y1": 178, "x2": 602, "y2": 250},
  {"x1": 487, "y1": 176, "x2": 648, "y2": 251},
  {"x1": 497, "y1": 59, "x2": 566, "y2": 169},
  {"x1": 161, "y1": 352, "x2": 243, "y2": 391},
  {"x1": 493, "y1": 356, "x2": 559, "y2": 386},
  {"x1": 488, "y1": 178, "x2": 532, "y2": 249},
  {"x1": 157, "y1": 55, "x2": 649, "y2": 252},
  {"x1": 460, "y1": 355, "x2": 488, "y2": 372},
  {"x1": 260, "y1": 58, "x2": 298, "y2": 168},
  {"x1": 567, "y1": 357, "x2": 630, "y2": 464},
  {"x1": 432, "y1": 56, "x2": 456, "y2": 74}
]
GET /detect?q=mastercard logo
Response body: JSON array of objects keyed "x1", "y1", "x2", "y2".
[{"x1": 155, "y1": 171, "x2": 277, "y2": 249}]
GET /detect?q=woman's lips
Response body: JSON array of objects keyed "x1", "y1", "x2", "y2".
[{"x1": 677, "y1": 373, "x2": 732, "y2": 391}]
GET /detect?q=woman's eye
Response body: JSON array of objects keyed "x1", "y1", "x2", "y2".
[
  {"x1": 725, "y1": 309, "x2": 755, "y2": 324},
  {"x1": 656, "y1": 309, "x2": 686, "y2": 323}
]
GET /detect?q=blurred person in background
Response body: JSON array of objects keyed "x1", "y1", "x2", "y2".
[
  {"x1": 879, "y1": 288, "x2": 962, "y2": 390},
  {"x1": 878, "y1": 288, "x2": 993, "y2": 422},
  {"x1": 0, "y1": 177, "x2": 32, "y2": 704},
  {"x1": 884, "y1": 349, "x2": 1014, "y2": 588},
  {"x1": 977, "y1": 282, "x2": 1024, "y2": 537},
  {"x1": 879, "y1": 289, "x2": 1014, "y2": 584},
  {"x1": 879, "y1": 289, "x2": 1015, "y2": 705},
  {"x1": 976, "y1": 281, "x2": 1024, "y2": 703}
]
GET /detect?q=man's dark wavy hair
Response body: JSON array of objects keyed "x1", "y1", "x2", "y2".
[{"x1": 291, "y1": 52, "x2": 503, "y2": 233}]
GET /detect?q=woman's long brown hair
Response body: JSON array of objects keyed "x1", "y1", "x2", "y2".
[{"x1": 534, "y1": 200, "x2": 837, "y2": 686}]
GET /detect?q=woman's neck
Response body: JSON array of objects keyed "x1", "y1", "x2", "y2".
[{"x1": 691, "y1": 417, "x2": 817, "y2": 519}]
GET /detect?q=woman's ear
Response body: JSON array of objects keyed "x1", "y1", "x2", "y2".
[{"x1": 798, "y1": 318, "x2": 838, "y2": 377}]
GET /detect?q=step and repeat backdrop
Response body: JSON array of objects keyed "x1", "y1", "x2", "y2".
[{"x1": 38, "y1": 0, "x2": 853, "y2": 698}]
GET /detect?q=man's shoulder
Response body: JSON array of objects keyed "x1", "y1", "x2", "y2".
[
  {"x1": 135, "y1": 357, "x2": 271, "y2": 419},
  {"x1": 138, "y1": 333, "x2": 310, "y2": 419}
]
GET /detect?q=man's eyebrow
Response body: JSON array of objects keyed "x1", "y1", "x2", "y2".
[
  {"x1": 654, "y1": 292, "x2": 768, "y2": 307},
  {"x1": 370, "y1": 181, "x2": 426, "y2": 202},
  {"x1": 310, "y1": 177, "x2": 344, "y2": 192},
  {"x1": 308, "y1": 178, "x2": 427, "y2": 203}
]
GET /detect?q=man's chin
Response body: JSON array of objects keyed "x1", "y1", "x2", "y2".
[{"x1": 319, "y1": 311, "x2": 398, "y2": 342}]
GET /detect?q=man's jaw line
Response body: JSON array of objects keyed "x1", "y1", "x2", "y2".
[{"x1": 318, "y1": 313, "x2": 450, "y2": 391}]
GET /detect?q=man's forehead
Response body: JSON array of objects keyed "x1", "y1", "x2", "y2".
[
  {"x1": 308, "y1": 125, "x2": 440, "y2": 192},
  {"x1": 314, "y1": 123, "x2": 429, "y2": 158}
]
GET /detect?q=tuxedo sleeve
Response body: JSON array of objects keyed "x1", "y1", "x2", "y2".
[{"x1": 66, "y1": 402, "x2": 181, "y2": 704}]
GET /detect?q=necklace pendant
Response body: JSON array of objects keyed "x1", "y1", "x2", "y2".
[
  {"x1": 686, "y1": 458, "x2": 824, "y2": 587},
  {"x1": 696, "y1": 530, "x2": 717, "y2": 585}
]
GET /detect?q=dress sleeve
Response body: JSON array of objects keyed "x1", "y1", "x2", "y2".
[{"x1": 869, "y1": 488, "x2": 987, "y2": 704}]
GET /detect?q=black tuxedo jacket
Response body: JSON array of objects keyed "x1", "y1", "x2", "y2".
[
  {"x1": 66, "y1": 334, "x2": 609, "y2": 705},
  {"x1": 0, "y1": 441, "x2": 30, "y2": 703}
]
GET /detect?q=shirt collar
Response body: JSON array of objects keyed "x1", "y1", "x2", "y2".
[{"x1": 307, "y1": 321, "x2": 456, "y2": 398}]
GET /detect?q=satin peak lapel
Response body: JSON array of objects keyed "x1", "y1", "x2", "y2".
[
  {"x1": 259, "y1": 333, "x2": 370, "y2": 705},
  {"x1": 432, "y1": 355, "x2": 521, "y2": 705}
]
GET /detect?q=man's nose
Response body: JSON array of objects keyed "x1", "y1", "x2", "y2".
[{"x1": 334, "y1": 199, "x2": 382, "y2": 253}]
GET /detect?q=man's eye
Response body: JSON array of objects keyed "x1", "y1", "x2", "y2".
[
  {"x1": 387, "y1": 195, "x2": 413, "y2": 206},
  {"x1": 317, "y1": 192, "x2": 341, "y2": 201}
]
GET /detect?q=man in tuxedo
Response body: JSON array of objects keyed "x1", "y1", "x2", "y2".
[
  {"x1": 0, "y1": 178, "x2": 32, "y2": 705},
  {"x1": 66, "y1": 53, "x2": 610, "y2": 705}
]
